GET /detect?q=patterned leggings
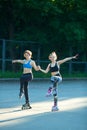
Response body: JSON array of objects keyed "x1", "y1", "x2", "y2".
[{"x1": 51, "y1": 75, "x2": 62, "y2": 106}]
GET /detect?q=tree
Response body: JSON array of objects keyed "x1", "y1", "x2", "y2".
[{"x1": 0, "y1": 0, "x2": 87, "y2": 60}]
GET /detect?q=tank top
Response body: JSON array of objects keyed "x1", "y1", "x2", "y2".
[
  {"x1": 23, "y1": 60, "x2": 32, "y2": 69},
  {"x1": 49, "y1": 62, "x2": 59, "y2": 72}
]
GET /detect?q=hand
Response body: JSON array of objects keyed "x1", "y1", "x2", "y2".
[
  {"x1": 37, "y1": 65, "x2": 41, "y2": 70},
  {"x1": 73, "y1": 54, "x2": 79, "y2": 59},
  {"x1": 12, "y1": 60, "x2": 16, "y2": 63}
]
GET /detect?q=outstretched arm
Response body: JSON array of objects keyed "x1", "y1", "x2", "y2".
[
  {"x1": 12, "y1": 60, "x2": 24, "y2": 64},
  {"x1": 58, "y1": 54, "x2": 78, "y2": 65},
  {"x1": 39, "y1": 64, "x2": 50, "y2": 73}
]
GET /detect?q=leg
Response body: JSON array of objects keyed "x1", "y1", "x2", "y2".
[
  {"x1": 46, "y1": 76, "x2": 59, "y2": 97},
  {"x1": 53, "y1": 88, "x2": 58, "y2": 106},
  {"x1": 52, "y1": 76, "x2": 62, "y2": 107},
  {"x1": 19, "y1": 73, "x2": 33, "y2": 99},
  {"x1": 24, "y1": 81, "x2": 29, "y2": 104},
  {"x1": 22, "y1": 81, "x2": 32, "y2": 110},
  {"x1": 19, "y1": 76, "x2": 24, "y2": 98},
  {"x1": 50, "y1": 76, "x2": 62, "y2": 111},
  {"x1": 52, "y1": 95, "x2": 59, "y2": 111},
  {"x1": 22, "y1": 73, "x2": 33, "y2": 109},
  {"x1": 51, "y1": 77, "x2": 59, "y2": 111}
]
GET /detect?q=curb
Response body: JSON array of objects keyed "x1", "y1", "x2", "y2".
[{"x1": 0, "y1": 78, "x2": 87, "y2": 81}]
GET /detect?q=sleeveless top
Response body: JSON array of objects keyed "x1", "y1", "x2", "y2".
[
  {"x1": 49, "y1": 62, "x2": 59, "y2": 72},
  {"x1": 23, "y1": 60, "x2": 32, "y2": 69}
]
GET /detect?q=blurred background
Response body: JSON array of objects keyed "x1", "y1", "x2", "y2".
[{"x1": 0, "y1": 0, "x2": 87, "y2": 78}]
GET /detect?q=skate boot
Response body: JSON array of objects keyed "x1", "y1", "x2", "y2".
[
  {"x1": 51, "y1": 105, "x2": 59, "y2": 112},
  {"x1": 19, "y1": 92, "x2": 24, "y2": 99},
  {"x1": 22, "y1": 103, "x2": 32, "y2": 110},
  {"x1": 46, "y1": 87, "x2": 52, "y2": 97},
  {"x1": 51, "y1": 96, "x2": 59, "y2": 111}
]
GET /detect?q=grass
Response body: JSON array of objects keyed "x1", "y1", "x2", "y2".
[
  {"x1": 0, "y1": 71, "x2": 22, "y2": 78},
  {"x1": 0, "y1": 71, "x2": 87, "y2": 79},
  {"x1": 62, "y1": 72, "x2": 87, "y2": 78}
]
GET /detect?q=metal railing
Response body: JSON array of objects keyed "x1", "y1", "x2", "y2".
[{"x1": 0, "y1": 39, "x2": 87, "y2": 74}]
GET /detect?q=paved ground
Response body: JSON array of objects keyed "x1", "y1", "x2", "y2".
[{"x1": 0, "y1": 79, "x2": 87, "y2": 130}]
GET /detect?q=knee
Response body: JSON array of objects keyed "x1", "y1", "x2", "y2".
[
  {"x1": 24, "y1": 82, "x2": 28, "y2": 87},
  {"x1": 58, "y1": 76, "x2": 62, "y2": 83}
]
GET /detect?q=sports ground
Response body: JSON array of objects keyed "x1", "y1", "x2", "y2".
[{"x1": 0, "y1": 79, "x2": 87, "y2": 130}]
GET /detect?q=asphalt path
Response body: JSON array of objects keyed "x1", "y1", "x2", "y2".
[{"x1": 0, "y1": 79, "x2": 87, "y2": 130}]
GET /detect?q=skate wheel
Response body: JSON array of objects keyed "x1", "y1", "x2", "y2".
[
  {"x1": 29, "y1": 106, "x2": 32, "y2": 109},
  {"x1": 51, "y1": 109, "x2": 59, "y2": 112},
  {"x1": 21, "y1": 106, "x2": 32, "y2": 110}
]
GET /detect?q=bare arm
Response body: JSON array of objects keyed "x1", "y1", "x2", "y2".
[
  {"x1": 12, "y1": 60, "x2": 24, "y2": 64},
  {"x1": 58, "y1": 54, "x2": 78, "y2": 65},
  {"x1": 31, "y1": 61, "x2": 40, "y2": 71},
  {"x1": 39, "y1": 64, "x2": 50, "y2": 73}
]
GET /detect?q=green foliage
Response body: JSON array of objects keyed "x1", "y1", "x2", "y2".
[
  {"x1": 0, "y1": 71, "x2": 22, "y2": 78},
  {"x1": 0, "y1": 70, "x2": 87, "y2": 78},
  {"x1": 0, "y1": 0, "x2": 87, "y2": 60}
]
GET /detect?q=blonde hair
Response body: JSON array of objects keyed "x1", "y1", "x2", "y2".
[
  {"x1": 49, "y1": 51, "x2": 57, "y2": 60},
  {"x1": 24, "y1": 50, "x2": 32, "y2": 58}
]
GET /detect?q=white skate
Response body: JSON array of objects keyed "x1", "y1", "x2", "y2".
[
  {"x1": 22, "y1": 103, "x2": 32, "y2": 110},
  {"x1": 51, "y1": 105, "x2": 59, "y2": 111},
  {"x1": 46, "y1": 87, "x2": 52, "y2": 97}
]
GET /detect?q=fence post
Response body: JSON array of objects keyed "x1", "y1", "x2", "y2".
[
  {"x1": 85, "y1": 62, "x2": 87, "y2": 72},
  {"x1": 2, "y1": 39, "x2": 6, "y2": 73},
  {"x1": 69, "y1": 46, "x2": 72, "y2": 74},
  {"x1": 37, "y1": 45, "x2": 40, "y2": 65}
]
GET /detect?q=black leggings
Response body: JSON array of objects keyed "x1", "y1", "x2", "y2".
[{"x1": 20, "y1": 73, "x2": 33, "y2": 104}]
